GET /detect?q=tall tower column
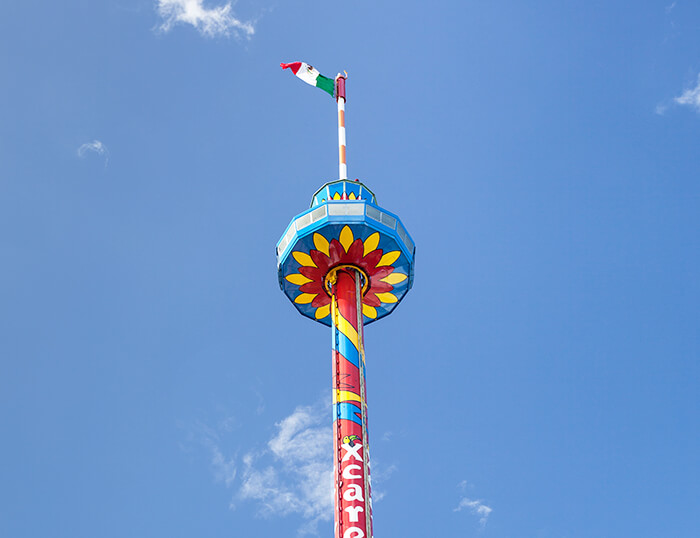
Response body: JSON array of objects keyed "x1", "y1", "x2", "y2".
[
  {"x1": 277, "y1": 179, "x2": 415, "y2": 538},
  {"x1": 331, "y1": 268, "x2": 372, "y2": 538}
]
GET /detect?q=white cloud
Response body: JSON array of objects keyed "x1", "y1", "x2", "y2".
[
  {"x1": 655, "y1": 103, "x2": 668, "y2": 116},
  {"x1": 77, "y1": 140, "x2": 107, "y2": 157},
  {"x1": 369, "y1": 462, "x2": 396, "y2": 504},
  {"x1": 252, "y1": 386, "x2": 266, "y2": 415},
  {"x1": 156, "y1": 0, "x2": 254, "y2": 38},
  {"x1": 454, "y1": 497, "x2": 493, "y2": 527},
  {"x1": 211, "y1": 443, "x2": 237, "y2": 486},
  {"x1": 673, "y1": 74, "x2": 700, "y2": 113},
  {"x1": 238, "y1": 403, "x2": 333, "y2": 535},
  {"x1": 194, "y1": 420, "x2": 238, "y2": 486},
  {"x1": 192, "y1": 400, "x2": 396, "y2": 535},
  {"x1": 77, "y1": 140, "x2": 109, "y2": 166}
]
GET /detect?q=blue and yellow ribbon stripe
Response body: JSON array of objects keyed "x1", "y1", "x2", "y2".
[{"x1": 332, "y1": 294, "x2": 365, "y2": 427}]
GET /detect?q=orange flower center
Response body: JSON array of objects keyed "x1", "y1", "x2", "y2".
[{"x1": 323, "y1": 264, "x2": 370, "y2": 296}]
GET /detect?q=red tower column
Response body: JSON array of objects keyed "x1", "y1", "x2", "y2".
[{"x1": 331, "y1": 268, "x2": 372, "y2": 538}]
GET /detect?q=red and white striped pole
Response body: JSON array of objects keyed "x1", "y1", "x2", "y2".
[{"x1": 336, "y1": 74, "x2": 347, "y2": 180}]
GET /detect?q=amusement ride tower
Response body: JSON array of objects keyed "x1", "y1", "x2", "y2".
[{"x1": 277, "y1": 63, "x2": 415, "y2": 538}]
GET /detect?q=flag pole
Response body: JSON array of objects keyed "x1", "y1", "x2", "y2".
[{"x1": 336, "y1": 74, "x2": 347, "y2": 180}]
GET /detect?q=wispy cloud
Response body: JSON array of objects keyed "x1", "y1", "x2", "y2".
[
  {"x1": 211, "y1": 442, "x2": 238, "y2": 486},
  {"x1": 185, "y1": 419, "x2": 238, "y2": 486},
  {"x1": 252, "y1": 386, "x2": 266, "y2": 415},
  {"x1": 369, "y1": 462, "x2": 396, "y2": 504},
  {"x1": 238, "y1": 403, "x2": 333, "y2": 535},
  {"x1": 673, "y1": 74, "x2": 700, "y2": 113},
  {"x1": 155, "y1": 0, "x2": 254, "y2": 38},
  {"x1": 455, "y1": 497, "x2": 493, "y2": 527},
  {"x1": 188, "y1": 400, "x2": 395, "y2": 535},
  {"x1": 454, "y1": 480, "x2": 493, "y2": 527},
  {"x1": 655, "y1": 103, "x2": 669, "y2": 116},
  {"x1": 77, "y1": 140, "x2": 109, "y2": 166}
]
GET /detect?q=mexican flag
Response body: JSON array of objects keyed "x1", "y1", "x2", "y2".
[{"x1": 280, "y1": 62, "x2": 335, "y2": 97}]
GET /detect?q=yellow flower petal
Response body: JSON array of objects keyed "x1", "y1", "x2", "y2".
[
  {"x1": 381, "y1": 272, "x2": 408, "y2": 285},
  {"x1": 315, "y1": 304, "x2": 331, "y2": 319},
  {"x1": 313, "y1": 233, "x2": 330, "y2": 256},
  {"x1": 286, "y1": 273, "x2": 313, "y2": 285},
  {"x1": 375, "y1": 292, "x2": 398, "y2": 304},
  {"x1": 294, "y1": 293, "x2": 317, "y2": 304},
  {"x1": 339, "y1": 225, "x2": 354, "y2": 253},
  {"x1": 377, "y1": 250, "x2": 401, "y2": 267},
  {"x1": 362, "y1": 304, "x2": 377, "y2": 319},
  {"x1": 292, "y1": 251, "x2": 316, "y2": 268},
  {"x1": 363, "y1": 232, "x2": 380, "y2": 257}
]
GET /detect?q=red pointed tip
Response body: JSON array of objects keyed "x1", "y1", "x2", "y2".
[{"x1": 280, "y1": 61, "x2": 302, "y2": 74}]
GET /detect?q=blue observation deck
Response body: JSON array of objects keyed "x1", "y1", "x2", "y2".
[{"x1": 277, "y1": 179, "x2": 415, "y2": 326}]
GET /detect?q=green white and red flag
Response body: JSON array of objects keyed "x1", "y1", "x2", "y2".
[{"x1": 280, "y1": 61, "x2": 335, "y2": 97}]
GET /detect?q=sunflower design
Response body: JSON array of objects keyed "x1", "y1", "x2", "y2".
[{"x1": 284, "y1": 225, "x2": 408, "y2": 321}]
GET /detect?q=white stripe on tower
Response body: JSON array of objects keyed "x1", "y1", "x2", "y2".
[{"x1": 338, "y1": 96, "x2": 347, "y2": 180}]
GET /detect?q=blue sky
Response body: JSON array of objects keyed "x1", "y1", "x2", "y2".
[{"x1": 1, "y1": 1, "x2": 698, "y2": 537}]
